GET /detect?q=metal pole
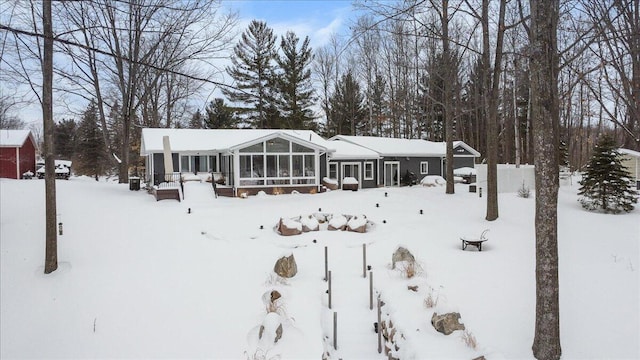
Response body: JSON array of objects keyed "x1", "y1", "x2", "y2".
[
  {"x1": 328, "y1": 270, "x2": 332, "y2": 309},
  {"x1": 333, "y1": 311, "x2": 338, "y2": 350},
  {"x1": 324, "y1": 246, "x2": 328, "y2": 281},
  {"x1": 377, "y1": 296, "x2": 382, "y2": 353},
  {"x1": 362, "y1": 243, "x2": 367, "y2": 278},
  {"x1": 369, "y1": 271, "x2": 374, "y2": 310}
]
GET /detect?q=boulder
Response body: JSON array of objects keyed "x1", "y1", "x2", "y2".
[
  {"x1": 278, "y1": 218, "x2": 302, "y2": 236},
  {"x1": 274, "y1": 254, "x2": 298, "y2": 278},
  {"x1": 301, "y1": 214, "x2": 319, "y2": 232},
  {"x1": 327, "y1": 214, "x2": 348, "y2": 231},
  {"x1": 347, "y1": 215, "x2": 367, "y2": 233},
  {"x1": 392, "y1": 247, "x2": 415, "y2": 269},
  {"x1": 258, "y1": 312, "x2": 283, "y2": 343},
  {"x1": 431, "y1": 312, "x2": 465, "y2": 335}
]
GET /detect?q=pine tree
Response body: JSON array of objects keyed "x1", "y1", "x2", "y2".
[
  {"x1": 578, "y1": 134, "x2": 638, "y2": 213},
  {"x1": 188, "y1": 109, "x2": 204, "y2": 129},
  {"x1": 205, "y1": 98, "x2": 238, "y2": 129},
  {"x1": 222, "y1": 20, "x2": 278, "y2": 129},
  {"x1": 276, "y1": 31, "x2": 316, "y2": 130},
  {"x1": 76, "y1": 100, "x2": 106, "y2": 179},
  {"x1": 328, "y1": 70, "x2": 366, "y2": 136},
  {"x1": 54, "y1": 118, "x2": 77, "y2": 160}
]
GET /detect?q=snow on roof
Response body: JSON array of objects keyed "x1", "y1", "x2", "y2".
[
  {"x1": 140, "y1": 128, "x2": 334, "y2": 155},
  {"x1": 328, "y1": 139, "x2": 380, "y2": 160},
  {"x1": 0, "y1": 129, "x2": 32, "y2": 147},
  {"x1": 619, "y1": 148, "x2": 640, "y2": 158},
  {"x1": 330, "y1": 135, "x2": 480, "y2": 157}
]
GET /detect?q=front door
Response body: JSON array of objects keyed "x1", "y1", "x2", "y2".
[{"x1": 384, "y1": 161, "x2": 400, "y2": 187}]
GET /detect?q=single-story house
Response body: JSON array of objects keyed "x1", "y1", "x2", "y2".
[
  {"x1": 327, "y1": 135, "x2": 480, "y2": 189},
  {"x1": 619, "y1": 148, "x2": 640, "y2": 189},
  {"x1": 140, "y1": 128, "x2": 335, "y2": 197},
  {"x1": 0, "y1": 129, "x2": 37, "y2": 179},
  {"x1": 140, "y1": 128, "x2": 481, "y2": 196}
]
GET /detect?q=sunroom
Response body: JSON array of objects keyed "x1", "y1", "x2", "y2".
[{"x1": 228, "y1": 133, "x2": 328, "y2": 197}]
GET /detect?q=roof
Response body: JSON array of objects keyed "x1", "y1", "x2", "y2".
[
  {"x1": 328, "y1": 139, "x2": 380, "y2": 160},
  {"x1": 140, "y1": 128, "x2": 334, "y2": 155},
  {"x1": 0, "y1": 129, "x2": 33, "y2": 147},
  {"x1": 329, "y1": 135, "x2": 480, "y2": 157},
  {"x1": 619, "y1": 148, "x2": 640, "y2": 158}
]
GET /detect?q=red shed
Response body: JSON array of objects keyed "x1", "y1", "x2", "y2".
[{"x1": 0, "y1": 130, "x2": 38, "y2": 179}]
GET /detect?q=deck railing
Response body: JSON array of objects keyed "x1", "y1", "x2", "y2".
[{"x1": 154, "y1": 172, "x2": 184, "y2": 197}]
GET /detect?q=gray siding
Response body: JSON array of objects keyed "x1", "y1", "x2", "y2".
[{"x1": 453, "y1": 156, "x2": 475, "y2": 169}]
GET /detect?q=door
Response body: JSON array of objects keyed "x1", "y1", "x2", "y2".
[{"x1": 384, "y1": 161, "x2": 400, "y2": 187}]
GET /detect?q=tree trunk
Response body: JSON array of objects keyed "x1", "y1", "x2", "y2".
[
  {"x1": 43, "y1": 0, "x2": 58, "y2": 274},
  {"x1": 530, "y1": 1, "x2": 561, "y2": 359}
]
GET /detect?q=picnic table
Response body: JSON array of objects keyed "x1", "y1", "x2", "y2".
[{"x1": 460, "y1": 229, "x2": 489, "y2": 251}]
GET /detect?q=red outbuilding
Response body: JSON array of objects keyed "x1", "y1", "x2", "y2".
[{"x1": 0, "y1": 129, "x2": 38, "y2": 179}]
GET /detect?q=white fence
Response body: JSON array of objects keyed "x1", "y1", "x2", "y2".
[{"x1": 475, "y1": 164, "x2": 535, "y2": 193}]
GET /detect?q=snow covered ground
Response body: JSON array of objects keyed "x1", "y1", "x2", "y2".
[{"x1": 1, "y1": 176, "x2": 638, "y2": 359}]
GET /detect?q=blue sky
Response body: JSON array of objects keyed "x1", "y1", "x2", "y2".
[{"x1": 223, "y1": 0, "x2": 355, "y2": 48}]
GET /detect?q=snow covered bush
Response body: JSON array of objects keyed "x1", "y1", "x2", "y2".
[
  {"x1": 517, "y1": 181, "x2": 531, "y2": 198},
  {"x1": 578, "y1": 135, "x2": 638, "y2": 213}
]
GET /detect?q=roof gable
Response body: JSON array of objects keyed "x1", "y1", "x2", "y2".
[{"x1": 0, "y1": 130, "x2": 34, "y2": 148}]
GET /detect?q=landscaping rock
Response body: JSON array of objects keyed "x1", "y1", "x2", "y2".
[
  {"x1": 347, "y1": 215, "x2": 367, "y2": 233},
  {"x1": 392, "y1": 247, "x2": 415, "y2": 269},
  {"x1": 274, "y1": 254, "x2": 298, "y2": 278},
  {"x1": 301, "y1": 214, "x2": 319, "y2": 232},
  {"x1": 259, "y1": 312, "x2": 283, "y2": 343},
  {"x1": 327, "y1": 214, "x2": 347, "y2": 231},
  {"x1": 278, "y1": 217, "x2": 302, "y2": 236},
  {"x1": 431, "y1": 312, "x2": 465, "y2": 335}
]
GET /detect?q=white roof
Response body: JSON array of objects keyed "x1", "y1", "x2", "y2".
[
  {"x1": 328, "y1": 139, "x2": 380, "y2": 160},
  {"x1": 329, "y1": 135, "x2": 480, "y2": 157},
  {"x1": 0, "y1": 130, "x2": 32, "y2": 147},
  {"x1": 619, "y1": 148, "x2": 640, "y2": 158},
  {"x1": 140, "y1": 128, "x2": 334, "y2": 155}
]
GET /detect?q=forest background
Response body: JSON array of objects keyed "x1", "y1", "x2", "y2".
[{"x1": 0, "y1": 0, "x2": 638, "y2": 179}]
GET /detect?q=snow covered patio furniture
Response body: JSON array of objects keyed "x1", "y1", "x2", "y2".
[
  {"x1": 342, "y1": 176, "x2": 359, "y2": 191},
  {"x1": 460, "y1": 229, "x2": 489, "y2": 251}
]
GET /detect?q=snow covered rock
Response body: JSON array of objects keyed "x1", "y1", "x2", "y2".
[
  {"x1": 273, "y1": 254, "x2": 298, "y2": 278},
  {"x1": 301, "y1": 214, "x2": 319, "y2": 232},
  {"x1": 347, "y1": 214, "x2": 367, "y2": 233},
  {"x1": 327, "y1": 214, "x2": 348, "y2": 231},
  {"x1": 258, "y1": 312, "x2": 283, "y2": 343},
  {"x1": 277, "y1": 217, "x2": 302, "y2": 236},
  {"x1": 431, "y1": 312, "x2": 465, "y2": 335},
  {"x1": 392, "y1": 247, "x2": 415, "y2": 269}
]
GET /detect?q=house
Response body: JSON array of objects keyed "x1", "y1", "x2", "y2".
[
  {"x1": 140, "y1": 128, "x2": 482, "y2": 197},
  {"x1": 0, "y1": 129, "x2": 37, "y2": 179},
  {"x1": 140, "y1": 128, "x2": 334, "y2": 197},
  {"x1": 619, "y1": 148, "x2": 640, "y2": 190},
  {"x1": 327, "y1": 135, "x2": 480, "y2": 189}
]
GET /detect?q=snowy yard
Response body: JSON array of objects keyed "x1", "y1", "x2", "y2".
[{"x1": 1, "y1": 177, "x2": 638, "y2": 359}]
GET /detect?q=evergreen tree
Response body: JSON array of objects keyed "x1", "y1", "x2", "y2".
[
  {"x1": 222, "y1": 20, "x2": 278, "y2": 129},
  {"x1": 276, "y1": 31, "x2": 316, "y2": 130},
  {"x1": 205, "y1": 98, "x2": 238, "y2": 129},
  {"x1": 578, "y1": 134, "x2": 638, "y2": 213},
  {"x1": 54, "y1": 118, "x2": 77, "y2": 160},
  {"x1": 328, "y1": 70, "x2": 366, "y2": 136},
  {"x1": 188, "y1": 109, "x2": 205, "y2": 129},
  {"x1": 76, "y1": 100, "x2": 106, "y2": 179}
]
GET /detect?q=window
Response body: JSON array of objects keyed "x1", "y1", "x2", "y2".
[
  {"x1": 239, "y1": 142, "x2": 263, "y2": 153},
  {"x1": 364, "y1": 162, "x2": 374, "y2": 180},
  {"x1": 292, "y1": 143, "x2": 313, "y2": 153},
  {"x1": 180, "y1": 156, "x2": 190, "y2": 172},
  {"x1": 266, "y1": 138, "x2": 289, "y2": 153},
  {"x1": 329, "y1": 163, "x2": 338, "y2": 179},
  {"x1": 209, "y1": 156, "x2": 217, "y2": 172},
  {"x1": 420, "y1": 161, "x2": 429, "y2": 174}
]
